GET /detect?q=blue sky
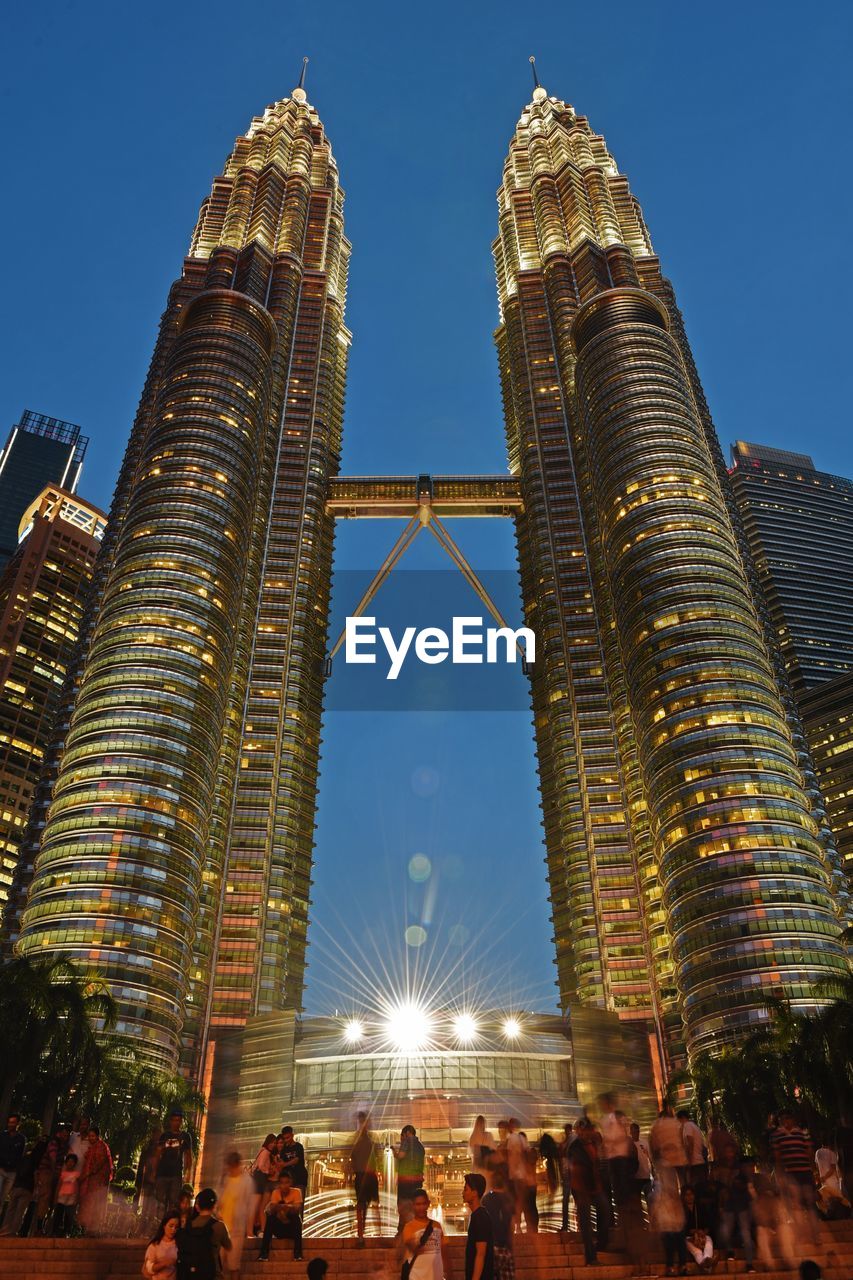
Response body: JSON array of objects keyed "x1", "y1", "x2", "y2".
[{"x1": 2, "y1": 0, "x2": 851, "y2": 1016}]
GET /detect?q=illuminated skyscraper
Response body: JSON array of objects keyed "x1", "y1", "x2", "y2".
[
  {"x1": 493, "y1": 68, "x2": 849, "y2": 1060},
  {"x1": 0, "y1": 412, "x2": 89, "y2": 570},
  {"x1": 18, "y1": 73, "x2": 350, "y2": 1074},
  {"x1": 0, "y1": 487, "x2": 105, "y2": 912}
]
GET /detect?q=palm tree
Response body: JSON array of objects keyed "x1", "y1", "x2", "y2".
[
  {"x1": 0, "y1": 954, "x2": 115, "y2": 1125},
  {"x1": 85, "y1": 1051, "x2": 205, "y2": 1170}
]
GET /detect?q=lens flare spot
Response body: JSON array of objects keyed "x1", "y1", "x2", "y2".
[
  {"x1": 404, "y1": 925, "x2": 428, "y2": 948},
  {"x1": 408, "y1": 853, "x2": 432, "y2": 882},
  {"x1": 411, "y1": 766, "x2": 440, "y2": 797}
]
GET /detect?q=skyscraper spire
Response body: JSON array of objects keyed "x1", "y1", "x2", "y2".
[
  {"x1": 292, "y1": 55, "x2": 309, "y2": 102},
  {"x1": 528, "y1": 55, "x2": 546, "y2": 101}
]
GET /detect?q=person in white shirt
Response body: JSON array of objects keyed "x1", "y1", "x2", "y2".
[
  {"x1": 677, "y1": 1112, "x2": 707, "y2": 1186},
  {"x1": 650, "y1": 1106, "x2": 687, "y2": 1193},
  {"x1": 401, "y1": 1190, "x2": 447, "y2": 1280}
]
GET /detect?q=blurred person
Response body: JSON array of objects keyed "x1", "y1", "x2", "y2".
[
  {"x1": 491, "y1": 1122, "x2": 509, "y2": 1185},
  {"x1": 712, "y1": 1143, "x2": 755, "y2": 1271},
  {"x1": 52, "y1": 1152, "x2": 81, "y2": 1237},
  {"x1": 482, "y1": 1172, "x2": 514, "y2": 1280},
  {"x1": 567, "y1": 1119, "x2": 610, "y2": 1266},
  {"x1": 68, "y1": 1117, "x2": 90, "y2": 1164},
  {"x1": 506, "y1": 1120, "x2": 536, "y2": 1232},
  {"x1": 681, "y1": 1185, "x2": 714, "y2": 1272},
  {"x1": 469, "y1": 1116, "x2": 494, "y2": 1179},
  {"x1": 752, "y1": 1168, "x2": 795, "y2": 1272},
  {"x1": 650, "y1": 1106, "x2": 686, "y2": 1193},
  {"x1": 0, "y1": 1133, "x2": 48, "y2": 1237},
  {"x1": 176, "y1": 1186, "x2": 194, "y2": 1230},
  {"x1": 630, "y1": 1122, "x2": 652, "y2": 1210},
  {"x1": 250, "y1": 1133, "x2": 277, "y2": 1235},
  {"x1": 0, "y1": 1114, "x2": 25, "y2": 1216},
  {"x1": 677, "y1": 1111, "x2": 707, "y2": 1186},
  {"x1": 770, "y1": 1110, "x2": 818, "y2": 1244},
  {"x1": 350, "y1": 1112, "x2": 380, "y2": 1245},
  {"x1": 558, "y1": 1123, "x2": 574, "y2": 1233},
  {"x1": 706, "y1": 1117, "x2": 734, "y2": 1169},
  {"x1": 78, "y1": 1124, "x2": 112, "y2": 1236},
  {"x1": 598, "y1": 1095, "x2": 634, "y2": 1204},
  {"x1": 156, "y1": 1111, "x2": 193, "y2": 1214},
  {"x1": 649, "y1": 1177, "x2": 686, "y2": 1277},
  {"x1": 218, "y1": 1151, "x2": 254, "y2": 1278},
  {"x1": 32, "y1": 1130, "x2": 58, "y2": 1232},
  {"x1": 394, "y1": 1124, "x2": 426, "y2": 1232},
  {"x1": 177, "y1": 1188, "x2": 230, "y2": 1279},
  {"x1": 306, "y1": 1261, "x2": 328, "y2": 1280},
  {"x1": 400, "y1": 1188, "x2": 447, "y2": 1280},
  {"x1": 799, "y1": 1264, "x2": 822, "y2": 1280},
  {"x1": 136, "y1": 1126, "x2": 161, "y2": 1228},
  {"x1": 143, "y1": 1210, "x2": 180, "y2": 1280},
  {"x1": 814, "y1": 1139, "x2": 850, "y2": 1218},
  {"x1": 258, "y1": 1169, "x2": 302, "y2": 1262},
  {"x1": 463, "y1": 1173, "x2": 494, "y2": 1280}
]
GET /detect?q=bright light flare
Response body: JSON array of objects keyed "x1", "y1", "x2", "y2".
[
  {"x1": 344, "y1": 1019, "x2": 364, "y2": 1043},
  {"x1": 452, "y1": 1012, "x2": 478, "y2": 1043},
  {"x1": 502, "y1": 1016, "x2": 521, "y2": 1039},
  {"x1": 383, "y1": 1001, "x2": 433, "y2": 1053}
]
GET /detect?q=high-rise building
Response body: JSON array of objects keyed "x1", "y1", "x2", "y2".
[
  {"x1": 0, "y1": 412, "x2": 89, "y2": 569},
  {"x1": 729, "y1": 441, "x2": 853, "y2": 692},
  {"x1": 798, "y1": 674, "x2": 853, "y2": 884},
  {"x1": 17, "y1": 77, "x2": 350, "y2": 1076},
  {"x1": 491, "y1": 74, "x2": 848, "y2": 1061},
  {"x1": 0, "y1": 486, "x2": 105, "y2": 910},
  {"x1": 728, "y1": 441, "x2": 853, "y2": 886},
  {"x1": 14, "y1": 72, "x2": 850, "y2": 1089}
]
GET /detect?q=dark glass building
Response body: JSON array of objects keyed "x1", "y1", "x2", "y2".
[
  {"x1": 0, "y1": 412, "x2": 89, "y2": 569},
  {"x1": 729, "y1": 441, "x2": 853, "y2": 693},
  {"x1": 799, "y1": 674, "x2": 853, "y2": 886}
]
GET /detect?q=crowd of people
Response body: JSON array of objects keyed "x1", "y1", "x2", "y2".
[
  {"x1": 1, "y1": 1099, "x2": 850, "y2": 1278},
  {"x1": 541, "y1": 1098, "x2": 849, "y2": 1274}
]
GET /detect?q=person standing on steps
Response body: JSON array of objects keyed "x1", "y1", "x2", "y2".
[
  {"x1": 463, "y1": 1174, "x2": 494, "y2": 1280},
  {"x1": 401, "y1": 1189, "x2": 448, "y2": 1280},
  {"x1": 350, "y1": 1112, "x2": 380, "y2": 1245},
  {"x1": 394, "y1": 1124, "x2": 426, "y2": 1233},
  {"x1": 176, "y1": 1188, "x2": 230, "y2": 1280},
  {"x1": 155, "y1": 1112, "x2": 193, "y2": 1214}
]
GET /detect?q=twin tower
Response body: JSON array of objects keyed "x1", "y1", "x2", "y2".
[{"x1": 12, "y1": 74, "x2": 849, "y2": 1086}]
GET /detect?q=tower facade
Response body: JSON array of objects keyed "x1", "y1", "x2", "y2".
[
  {"x1": 17, "y1": 82, "x2": 350, "y2": 1075},
  {"x1": 494, "y1": 79, "x2": 849, "y2": 1058},
  {"x1": 729, "y1": 441, "x2": 853, "y2": 693},
  {"x1": 0, "y1": 487, "x2": 105, "y2": 911},
  {"x1": 0, "y1": 412, "x2": 89, "y2": 570}
]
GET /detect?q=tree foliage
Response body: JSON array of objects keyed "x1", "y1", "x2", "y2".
[
  {"x1": 679, "y1": 985, "x2": 853, "y2": 1154},
  {"x1": 0, "y1": 955, "x2": 203, "y2": 1168}
]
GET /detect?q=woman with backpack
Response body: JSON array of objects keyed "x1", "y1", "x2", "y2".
[{"x1": 176, "y1": 1189, "x2": 230, "y2": 1280}]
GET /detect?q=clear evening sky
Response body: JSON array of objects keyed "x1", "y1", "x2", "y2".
[{"x1": 2, "y1": 1, "x2": 851, "y2": 1018}]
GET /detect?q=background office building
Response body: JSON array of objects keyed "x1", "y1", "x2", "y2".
[
  {"x1": 729, "y1": 440, "x2": 853, "y2": 691},
  {"x1": 730, "y1": 440, "x2": 853, "y2": 889},
  {"x1": 0, "y1": 412, "x2": 89, "y2": 570},
  {"x1": 0, "y1": 486, "x2": 106, "y2": 912}
]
